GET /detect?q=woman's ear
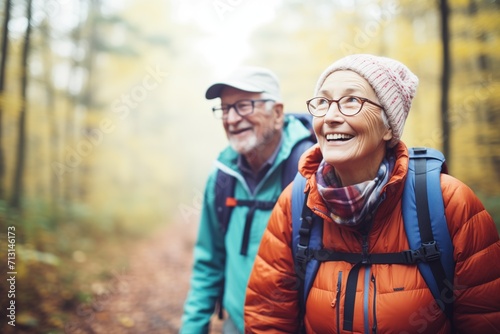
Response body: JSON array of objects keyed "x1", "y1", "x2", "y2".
[{"x1": 383, "y1": 127, "x2": 393, "y2": 142}]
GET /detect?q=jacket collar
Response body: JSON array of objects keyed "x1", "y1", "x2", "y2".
[{"x1": 299, "y1": 142, "x2": 410, "y2": 227}]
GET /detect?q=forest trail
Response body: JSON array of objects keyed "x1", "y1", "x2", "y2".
[{"x1": 64, "y1": 218, "x2": 223, "y2": 334}]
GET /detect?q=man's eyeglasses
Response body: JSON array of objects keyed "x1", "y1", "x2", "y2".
[
  {"x1": 306, "y1": 96, "x2": 384, "y2": 117},
  {"x1": 212, "y1": 99, "x2": 275, "y2": 119}
]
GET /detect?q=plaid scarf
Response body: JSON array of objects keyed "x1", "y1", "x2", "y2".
[{"x1": 316, "y1": 156, "x2": 394, "y2": 226}]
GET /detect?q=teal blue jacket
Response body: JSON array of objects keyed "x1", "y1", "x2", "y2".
[{"x1": 180, "y1": 115, "x2": 312, "y2": 333}]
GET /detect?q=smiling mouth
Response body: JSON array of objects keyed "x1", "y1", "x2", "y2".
[
  {"x1": 230, "y1": 127, "x2": 251, "y2": 135},
  {"x1": 326, "y1": 133, "x2": 354, "y2": 142}
]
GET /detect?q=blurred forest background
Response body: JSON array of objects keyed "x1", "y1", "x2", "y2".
[{"x1": 0, "y1": 0, "x2": 499, "y2": 332}]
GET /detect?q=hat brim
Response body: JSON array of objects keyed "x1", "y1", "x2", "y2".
[{"x1": 205, "y1": 82, "x2": 265, "y2": 99}]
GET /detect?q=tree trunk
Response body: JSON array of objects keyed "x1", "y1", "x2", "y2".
[
  {"x1": 40, "y1": 19, "x2": 59, "y2": 214},
  {"x1": 77, "y1": 0, "x2": 98, "y2": 201},
  {"x1": 10, "y1": 0, "x2": 33, "y2": 210},
  {"x1": 0, "y1": 0, "x2": 12, "y2": 201},
  {"x1": 439, "y1": 0, "x2": 451, "y2": 164},
  {"x1": 62, "y1": 0, "x2": 85, "y2": 204}
]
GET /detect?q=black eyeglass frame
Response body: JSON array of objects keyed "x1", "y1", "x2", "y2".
[
  {"x1": 305, "y1": 96, "x2": 385, "y2": 117},
  {"x1": 212, "y1": 99, "x2": 275, "y2": 119}
]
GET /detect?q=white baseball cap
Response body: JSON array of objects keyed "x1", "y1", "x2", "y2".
[{"x1": 205, "y1": 66, "x2": 281, "y2": 101}]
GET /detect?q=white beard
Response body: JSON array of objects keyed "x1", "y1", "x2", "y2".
[{"x1": 229, "y1": 132, "x2": 259, "y2": 155}]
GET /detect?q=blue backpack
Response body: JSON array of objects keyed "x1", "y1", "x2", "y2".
[{"x1": 291, "y1": 147, "x2": 455, "y2": 331}]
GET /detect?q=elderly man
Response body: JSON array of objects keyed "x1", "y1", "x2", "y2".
[{"x1": 180, "y1": 67, "x2": 314, "y2": 333}]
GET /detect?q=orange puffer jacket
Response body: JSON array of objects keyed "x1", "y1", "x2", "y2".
[{"x1": 245, "y1": 143, "x2": 500, "y2": 333}]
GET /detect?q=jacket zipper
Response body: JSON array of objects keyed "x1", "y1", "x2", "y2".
[
  {"x1": 372, "y1": 274, "x2": 377, "y2": 333},
  {"x1": 340, "y1": 232, "x2": 370, "y2": 332},
  {"x1": 331, "y1": 271, "x2": 343, "y2": 333},
  {"x1": 361, "y1": 232, "x2": 371, "y2": 333}
]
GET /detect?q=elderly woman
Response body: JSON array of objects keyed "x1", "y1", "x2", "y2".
[{"x1": 244, "y1": 54, "x2": 500, "y2": 333}]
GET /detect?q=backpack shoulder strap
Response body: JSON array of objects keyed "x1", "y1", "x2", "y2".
[
  {"x1": 282, "y1": 113, "x2": 316, "y2": 187},
  {"x1": 282, "y1": 138, "x2": 315, "y2": 188},
  {"x1": 214, "y1": 169, "x2": 237, "y2": 233},
  {"x1": 402, "y1": 147, "x2": 454, "y2": 319},
  {"x1": 291, "y1": 172, "x2": 323, "y2": 326},
  {"x1": 213, "y1": 169, "x2": 236, "y2": 319}
]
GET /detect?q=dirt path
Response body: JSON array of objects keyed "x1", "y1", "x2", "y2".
[{"x1": 65, "y1": 219, "x2": 223, "y2": 333}]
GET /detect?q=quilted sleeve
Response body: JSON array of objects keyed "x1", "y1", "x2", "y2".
[
  {"x1": 244, "y1": 184, "x2": 301, "y2": 333},
  {"x1": 441, "y1": 174, "x2": 500, "y2": 333}
]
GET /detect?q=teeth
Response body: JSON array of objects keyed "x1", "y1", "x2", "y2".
[{"x1": 326, "y1": 133, "x2": 353, "y2": 140}]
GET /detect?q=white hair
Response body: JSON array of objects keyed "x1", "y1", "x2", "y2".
[{"x1": 260, "y1": 92, "x2": 280, "y2": 112}]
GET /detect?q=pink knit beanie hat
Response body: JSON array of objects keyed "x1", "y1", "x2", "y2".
[{"x1": 314, "y1": 54, "x2": 419, "y2": 148}]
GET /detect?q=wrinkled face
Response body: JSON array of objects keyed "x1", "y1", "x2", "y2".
[
  {"x1": 220, "y1": 87, "x2": 283, "y2": 155},
  {"x1": 313, "y1": 70, "x2": 392, "y2": 169}
]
